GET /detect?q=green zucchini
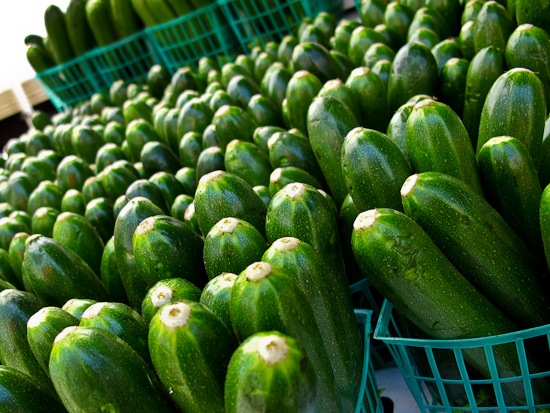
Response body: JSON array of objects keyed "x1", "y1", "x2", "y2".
[
  {"x1": 148, "y1": 171, "x2": 184, "y2": 209},
  {"x1": 85, "y1": 0, "x2": 118, "y2": 47},
  {"x1": 285, "y1": 71, "x2": 323, "y2": 134},
  {"x1": 8, "y1": 232, "x2": 28, "y2": 288},
  {"x1": 406, "y1": 99, "x2": 483, "y2": 194},
  {"x1": 202, "y1": 124, "x2": 219, "y2": 149},
  {"x1": 268, "y1": 166, "x2": 322, "y2": 197},
  {"x1": 60, "y1": 189, "x2": 85, "y2": 215},
  {"x1": 247, "y1": 94, "x2": 282, "y2": 127},
  {"x1": 80, "y1": 301, "x2": 150, "y2": 363},
  {"x1": 110, "y1": 0, "x2": 141, "y2": 39},
  {"x1": 61, "y1": 298, "x2": 97, "y2": 321},
  {"x1": 387, "y1": 41, "x2": 438, "y2": 112},
  {"x1": 401, "y1": 172, "x2": 550, "y2": 329},
  {"x1": 141, "y1": 141, "x2": 181, "y2": 177},
  {"x1": 291, "y1": 42, "x2": 343, "y2": 83},
  {"x1": 478, "y1": 136, "x2": 543, "y2": 256},
  {"x1": 203, "y1": 217, "x2": 266, "y2": 280},
  {"x1": 23, "y1": 234, "x2": 110, "y2": 307},
  {"x1": 100, "y1": 237, "x2": 128, "y2": 304},
  {"x1": 125, "y1": 179, "x2": 169, "y2": 213},
  {"x1": 114, "y1": 196, "x2": 165, "y2": 309},
  {"x1": 224, "y1": 140, "x2": 272, "y2": 187},
  {"x1": 212, "y1": 105, "x2": 258, "y2": 151},
  {"x1": 177, "y1": 98, "x2": 213, "y2": 141},
  {"x1": 0, "y1": 289, "x2": 53, "y2": 394},
  {"x1": 345, "y1": 66, "x2": 389, "y2": 132},
  {"x1": 341, "y1": 127, "x2": 412, "y2": 212},
  {"x1": 175, "y1": 167, "x2": 197, "y2": 196},
  {"x1": 132, "y1": 214, "x2": 207, "y2": 289},
  {"x1": 148, "y1": 300, "x2": 237, "y2": 412},
  {"x1": 462, "y1": 46, "x2": 505, "y2": 149},
  {"x1": 477, "y1": 68, "x2": 547, "y2": 168},
  {"x1": 199, "y1": 272, "x2": 237, "y2": 331},
  {"x1": 267, "y1": 131, "x2": 325, "y2": 185},
  {"x1": 27, "y1": 306, "x2": 79, "y2": 377},
  {"x1": 506, "y1": 23, "x2": 550, "y2": 111},
  {"x1": 66, "y1": 0, "x2": 96, "y2": 56},
  {"x1": 439, "y1": 57, "x2": 470, "y2": 119},
  {"x1": 31, "y1": 207, "x2": 60, "y2": 238},
  {"x1": 262, "y1": 237, "x2": 362, "y2": 411},
  {"x1": 196, "y1": 146, "x2": 225, "y2": 182},
  {"x1": 307, "y1": 94, "x2": 360, "y2": 208},
  {"x1": 126, "y1": 119, "x2": 161, "y2": 164},
  {"x1": 359, "y1": 0, "x2": 386, "y2": 28},
  {"x1": 95, "y1": 143, "x2": 126, "y2": 173},
  {"x1": 225, "y1": 331, "x2": 316, "y2": 413},
  {"x1": 84, "y1": 197, "x2": 116, "y2": 244},
  {"x1": 473, "y1": 0, "x2": 515, "y2": 53},
  {"x1": 194, "y1": 170, "x2": 267, "y2": 237},
  {"x1": 141, "y1": 278, "x2": 201, "y2": 325},
  {"x1": 515, "y1": 0, "x2": 550, "y2": 34},
  {"x1": 44, "y1": 5, "x2": 75, "y2": 64},
  {"x1": 178, "y1": 131, "x2": 203, "y2": 169},
  {"x1": 351, "y1": 208, "x2": 536, "y2": 404},
  {"x1": 230, "y1": 262, "x2": 340, "y2": 412},
  {"x1": 50, "y1": 326, "x2": 176, "y2": 412},
  {"x1": 260, "y1": 63, "x2": 292, "y2": 109},
  {"x1": 27, "y1": 181, "x2": 63, "y2": 216},
  {"x1": 0, "y1": 366, "x2": 65, "y2": 413},
  {"x1": 56, "y1": 155, "x2": 94, "y2": 193}
]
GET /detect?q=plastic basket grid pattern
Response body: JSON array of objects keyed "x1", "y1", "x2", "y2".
[
  {"x1": 86, "y1": 31, "x2": 157, "y2": 87},
  {"x1": 374, "y1": 300, "x2": 550, "y2": 412},
  {"x1": 36, "y1": 55, "x2": 104, "y2": 112},
  {"x1": 146, "y1": 3, "x2": 240, "y2": 73},
  {"x1": 217, "y1": 0, "x2": 313, "y2": 53},
  {"x1": 307, "y1": 0, "x2": 345, "y2": 17},
  {"x1": 350, "y1": 278, "x2": 397, "y2": 370},
  {"x1": 354, "y1": 308, "x2": 384, "y2": 413}
]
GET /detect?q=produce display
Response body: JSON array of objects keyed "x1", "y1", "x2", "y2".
[{"x1": 1, "y1": 0, "x2": 550, "y2": 411}]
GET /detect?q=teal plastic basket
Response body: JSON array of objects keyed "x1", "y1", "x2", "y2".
[
  {"x1": 354, "y1": 308, "x2": 384, "y2": 413},
  {"x1": 217, "y1": 0, "x2": 313, "y2": 53},
  {"x1": 35, "y1": 54, "x2": 104, "y2": 112},
  {"x1": 87, "y1": 31, "x2": 157, "y2": 87},
  {"x1": 146, "y1": 3, "x2": 240, "y2": 73},
  {"x1": 307, "y1": 0, "x2": 344, "y2": 18},
  {"x1": 350, "y1": 278, "x2": 396, "y2": 370},
  {"x1": 354, "y1": 0, "x2": 362, "y2": 12},
  {"x1": 374, "y1": 300, "x2": 550, "y2": 412}
]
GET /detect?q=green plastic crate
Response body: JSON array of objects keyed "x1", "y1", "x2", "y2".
[
  {"x1": 87, "y1": 31, "x2": 158, "y2": 87},
  {"x1": 354, "y1": 308, "x2": 384, "y2": 413},
  {"x1": 374, "y1": 300, "x2": 550, "y2": 412},
  {"x1": 35, "y1": 54, "x2": 104, "y2": 112},
  {"x1": 308, "y1": 0, "x2": 345, "y2": 18},
  {"x1": 217, "y1": 0, "x2": 314, "y2": 53},
  {"x1": 146, "y1": 3, "x2": 241, "y2": 73},
  {"x1": 350, "y1": 278, "x2": 397, "y2": 370}
]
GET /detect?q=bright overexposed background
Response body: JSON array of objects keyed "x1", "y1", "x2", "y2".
[{"x1": 0, "y1": 0, "x2": 71, "y2": 92}]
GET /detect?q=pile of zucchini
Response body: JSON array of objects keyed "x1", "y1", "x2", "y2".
[
  {"x1": 2, "y1": 0, "x2": 550, "y2": 410},
  {"x1": 26, "y1": 0, "x2": 218, "y2": 73}
]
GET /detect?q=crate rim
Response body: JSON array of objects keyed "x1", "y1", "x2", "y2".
[
  {"x1": 145, "y1": 2, "x2": 220, "y2": 34},
  {"x1": 374, "y1": 299, "x2": 550, "y2": 349}
]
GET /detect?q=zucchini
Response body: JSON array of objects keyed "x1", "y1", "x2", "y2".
[
  {"x1": 462, "y1": 46, "x2": 505, "y2": 149},
  {"x1": 194, "y1": 170, "x2": 267, "y2": 237},
  {"x1": 285, "y1": 71, "x2": 323, "y2": 134},
  {"x1": 401, "y1": 172, "x2": 550, "y2": 329},
  {"x1": 26, "y1": 44, "x2": 55, "y2": 73},
  {"x1": 212, "y1": 105, "x2": 258, "y2": 151},
  {"x1": 110, "y1": 0, "x2": 141, "y2": 39},
  {"x1": 0, "y1": 366, "x2": 65, "y2": 413},
  {"x1": 477, "y1": 68, "x2": 547, "y2": 168},
  {"x1": 126, "y1": 179, "x2": 169, "y2": 213},
  {"x1": 387, "y1": 41, "x2": 438, "y2": 112},
  {"x1": 84, "y1": 197, "x2": 116, "y2": 244},
  {"x1": 141, "y1": 141, "x2": 181, "y2": 176},
  {"x1": 148, "y1": 171, "x2": 185, "y2": 209},
  {"x1": 406, "y1": 99, "x2": 483, "y2": 194},
  {"x1": 230, "y1": 262, "x2": 340, "y2": 412},
  {"x1": 345, "y1": 66, "x2": 389, "y2": 133},
  {"x1": 31, "y1": 207, "x2": 60, "y2": 238},
  {"x1": 268, "y1": 166, "x2": 322, "y2": 197},
  {"x1": 52, "y1": 212, "x2": 105, "y2": 276},
  {"x1": 126, "y1": 119, "x2": 161, "y2": 164},
  {"x1": 224, "y1": 139, "x2": 272, "y2": 187},
  {"x1": 196, "y1": 146, "x2": 225, "y2": 182},
  {"x1": 80, "y1": 301, "x2": 150, "y2": 363},
  {"x1": 8, "y1": 232, "x2": 28, "y2": 289},
  {"x1": 27, "y1": 181, "x2": 63, "y2": 216},
  {"x1": 515, "y1": 0, "x2": 550, "y2": 35},
  {"x1": 506, "y1": 23, "x2": 550, "y2": 111},
  {"x1": 266, "y1": 182, "x2": 348, "y2": 288},
  {"x1": 318, "y1": 79, "x2": 361, "y2": 122},
  {"x1": 226, "y1": 75, "x2": 260, "y2": 109},
  {"x1": 23, "y1": 234, "x2": 110, "y2": 307},
  {"x1": 439, "y1": 57, "x2": 469, "y2": 118},
  {"x1": 27, "y1": 306, "x2": 79, "y2": 377},
  {"x1": 307, "y1": 94, "x2": 360, "y2": 208},
  {"x1": 199, "y1": 272, "x2": 237, "y2": 331},
  {"x1": 291, "y1": 42, "x2": 343, "y2": 83},
  {"x1": 202, "y1": 124, "x2": 219, "y2": 149},
  {"x1": 132, "y1": 214, "x2": 207, "y2": 289},
  {"x1": 100, "y1": 237, "x2": 128, "y2": 304},
  {"x1": 44, "y1": 5, "x2": 75, "y2": 64},
  {"x1": 50, "y1": 326, "x2": 176, "y2": 412},
  {"x1": 0, "y1": 289, "x2": 53, "y2": 395},
  {"x1": 178, "y1": 131, "x2": 203, "y2": 169},
  {"x1": 177, "y1": 98, "x2": 213, "y2": 140},
  {"x1": 225, "y1": 331, "x2": 316, "y2": 413},
  {"x1": 95, "y1": 143, "x2": 126, "y2": 173},
  {"x1": 148, "y1": 300, "x2": 237, "y2": 412},
  {"x1": 478, "y1": 136, "x2": 543, "y2": 256},
  {"x1": 114, "y1": 197, "x2": 165, "y2": 309},
  {"x1": 66, "y1": 0, "x2": 96, "y2": 56},
  {"x1": 141, "y1": 278, "x2": 201, "y2": 325},
  {"x1": 85, "y1": 0, "x2": 118, "y2": 47},
  {"x1": 262, "y1": 237, "x2": 362, "y2": 412},
  {"x1": 267, "y1": 131, "x2": 325, "y2": 185},
  {"x1": 341, "y1": 127, "x2": 412, "y2": 212},
  {"x1": 473, "y1": 1, "x2": 515, "y2": 53},
  {"x1": 351, "y1": 208, "x2": 537, "y2": 404},
  {"x1": 383, "y1": 1, "x2": 415, "y2": 47},
  {"x1": 204, "y1": 217, "x2": 266, "y2": 280}
]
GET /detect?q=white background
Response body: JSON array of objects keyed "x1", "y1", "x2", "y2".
[{"x1": 0, "y1": 0, "x2": 71, "y2": 91}]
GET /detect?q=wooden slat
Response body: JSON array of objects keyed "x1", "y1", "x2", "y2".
[
  {"x1": 21, "y1": 78, "x2": 50, "y2": 106},
  {"x1": 0, "y1": 89, "x2": 21, "y2": 120}
]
